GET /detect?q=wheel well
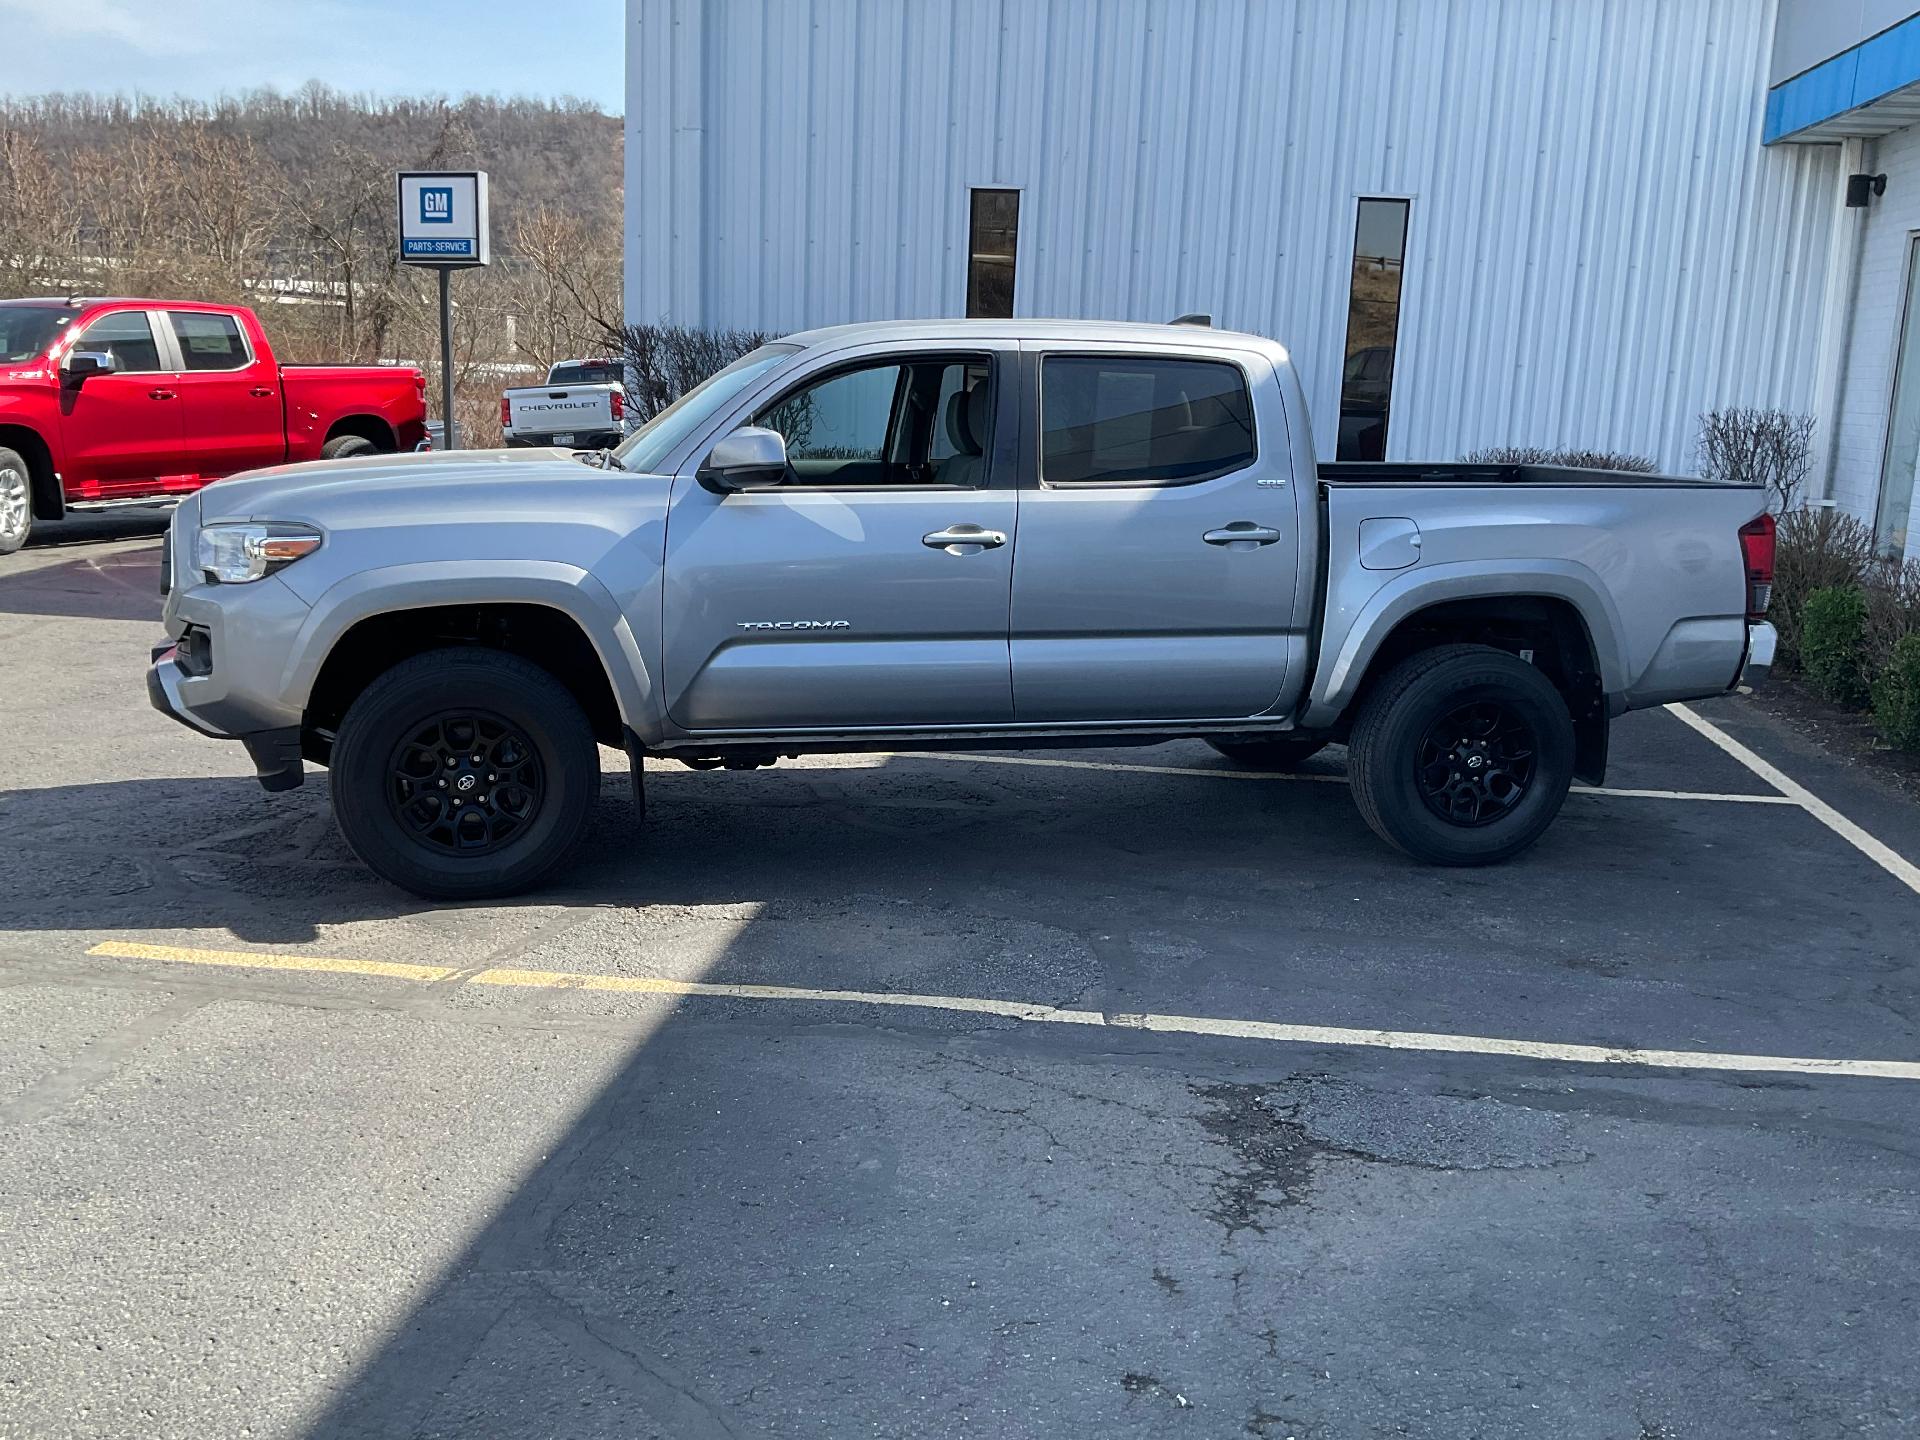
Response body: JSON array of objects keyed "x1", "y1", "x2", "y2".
[
  {"x1": 325, "y1": 415, "x2": 398, "y2": 451},
  {"x1": 1342, "y1": 595, "x2": 1608, "y2": 779},
  {"x1": 303, "y1": 604, "x2": 624, "y2": 761},
  {"x1": 0, "y1": 424, "x2": 62, "y2": 520}
]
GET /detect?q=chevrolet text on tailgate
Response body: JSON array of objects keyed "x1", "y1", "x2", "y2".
[
  {"x1": 0, "y1": 297, "x2": 428, "y2": 552},
  {"x1": 146, "y1": 319, "x2": 1777, "y2": 899}
]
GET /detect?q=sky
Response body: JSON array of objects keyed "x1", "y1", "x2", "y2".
[{"x1": 0, "y1": 0, "x2": 625, "y2": 111}]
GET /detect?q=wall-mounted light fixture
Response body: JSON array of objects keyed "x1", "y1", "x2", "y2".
[{"x1": 1846, "y1": 172, "x2": 1888, "y2": 207}]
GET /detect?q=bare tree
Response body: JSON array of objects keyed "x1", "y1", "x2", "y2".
[{"x1": 1697, "y1": 408, "x2": 1816, "y2": 513}]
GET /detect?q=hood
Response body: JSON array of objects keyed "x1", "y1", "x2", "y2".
[{"x1": 195, "y1": 446, "x2": 635, "y2": 525}]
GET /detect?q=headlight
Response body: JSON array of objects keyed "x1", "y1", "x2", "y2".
[{"x1": 196, "y1": 522, "x2": 323, "y2": 584}]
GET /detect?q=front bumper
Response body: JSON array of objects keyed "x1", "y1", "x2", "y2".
[
  {"x1": 148, "y1": 647, "x2": 305, "y2": 791},
  {"x1": 1740, "y1": 621, "x2": 1778, "y2": 688}
]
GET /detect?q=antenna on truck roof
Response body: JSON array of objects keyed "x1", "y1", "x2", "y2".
[{"x1": 1168, "y1": 313, "x2": 1213, "y2": 327}]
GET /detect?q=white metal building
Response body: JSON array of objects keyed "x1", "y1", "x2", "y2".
[{"x1": 625, "y1": 0, "x2": 1920, "y2": 555}]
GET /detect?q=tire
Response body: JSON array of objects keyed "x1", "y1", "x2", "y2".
[
  {"x1": 321, "y1": 433, "x2": 380, "y2": 461},
  {"x1": 0, "y1": 446, "x2": 33, "y2": 555},
  {"x1": 1347, "y1": 644, "x2": 1573, "y2": 866},
  {"x1": 330, "y1": 648, "x2": 599, "y2": 899},
  {"x1": 1205, "y1": 734, "x2": 1329, "y2": 769}
]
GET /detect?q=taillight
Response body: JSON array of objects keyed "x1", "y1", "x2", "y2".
[
  {"x1": 500, "y1": 395, "x2": 511, "y2": 428},
  {"x1": 609, "y1": 389, "x2": 624, "y2": 422},
  {"x1": 1739, "y1": 512, "x2": 1776, "y2": 621}
]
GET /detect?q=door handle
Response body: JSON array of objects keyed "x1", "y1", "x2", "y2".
[
  {"x1": 1203, "y1": 522, "x2": 1282, "y2": 547},
  {"x1": 149, "y1": 388, "x2": 177, "y2": 401},
  {"x1": 923, "y1": 524, "x2": 1008, "y2": 553},
  {"x1": 250, "y1": 386, "x2": 275, "y2": 398}
]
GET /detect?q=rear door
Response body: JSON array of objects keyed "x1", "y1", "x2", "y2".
[
  {"x1": 660, "y1": 342, "x2": 1018, "y2": 731},
  {"x1": 1009, "y1": 345, "x2": 1302, "y2": 721},
  {"x1": 166, "y1": 310, "x2": 286, "y2": 477},
  {"x1": 56, "y1": 308, "x2": 184, "y2": 492}
]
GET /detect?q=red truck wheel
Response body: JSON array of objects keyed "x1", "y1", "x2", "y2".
[
  {"x1": 321, "y1": 435, "x2": 379, "y2": 461},
  {"x1": 0, "y1": 447, "x2": 32, "y2": 554}
]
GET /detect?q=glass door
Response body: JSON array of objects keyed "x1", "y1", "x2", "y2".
[{"x1": 1876, "y1": 234, "x2": 1920, "y2": 558}]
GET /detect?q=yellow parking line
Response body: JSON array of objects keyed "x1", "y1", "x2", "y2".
[
  {"x1": 85, "y1": 940, "x2": 1920, "y2": 1082},
  {"x1": 87, "y1": 940, "x2": 458, "y2": 983}
]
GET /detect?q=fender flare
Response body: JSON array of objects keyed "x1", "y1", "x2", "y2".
[
  {"x1": 284, "y1": 560, "x2": 654, "y2": 730},
  {"x1": 1301, "y1": 559, "x2": 1629, "y2": 729}
]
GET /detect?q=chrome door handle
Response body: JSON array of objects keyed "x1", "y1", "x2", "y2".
[
  {"x1": 1203, "y1": 522, "x2": 1282, "y2": 547},
  {"x1": 923, "y1": 524, "x2": 1007, "y2": 553}
]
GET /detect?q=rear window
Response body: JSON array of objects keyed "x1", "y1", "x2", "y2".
[
  {"x1": 1041, "y1": 356, "x2": 1255, "y2": 485},
  {"x1": 549, "y1": 361, "x2": 621, "y2": 386},
  {"x1": 169, "y1": 312, "x2": 251, "y2": 371}
]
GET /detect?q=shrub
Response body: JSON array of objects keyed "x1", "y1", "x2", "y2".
[
  {"x1": 1697, "y1": 408, "x2": 1815, "y2": 512},
  {"x1": 1800, "y1": 586, "x2": 1871, "y2": 706},
  {"x1": 603, "y1": 321, "x2": 774, "y2": 424},
  {"x1": 1873, "y1": 634, "x2": 1920, "y2": 751},
  {"x1": 1863, "y1": 553, "x2": 1920, "y2": 676},
  {"x1": 1461, "y1": 446, "x2": 1658, "y2": 473},
  {"x1": 1771, "y1": 508, "x2": 1876, "y2": 664}
]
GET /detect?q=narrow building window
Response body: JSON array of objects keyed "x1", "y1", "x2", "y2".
[
  {"x1": 966, "y1": 189, "x2": 1020, "y2": 319},
  {"x1": 1337, "y1": 197, "x2": 1411, "y2": 461}
]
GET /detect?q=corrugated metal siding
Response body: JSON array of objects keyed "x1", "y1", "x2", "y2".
[{"x1": 626, "y1": 0, "x2": 1843, "y2": 471}]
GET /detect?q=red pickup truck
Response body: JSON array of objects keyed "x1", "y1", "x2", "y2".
[{"x1": 0, "y1": 297, "x2": 428, "y2": 551}]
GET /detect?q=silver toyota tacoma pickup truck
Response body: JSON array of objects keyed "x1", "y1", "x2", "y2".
[{"x1": 147, "y1": 319, "x2": 1778, "y2": 898}]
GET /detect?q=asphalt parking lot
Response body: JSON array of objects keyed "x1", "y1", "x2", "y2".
[{"x1": 4, "y1": 516, "x2": 1920, "y2": 1440}]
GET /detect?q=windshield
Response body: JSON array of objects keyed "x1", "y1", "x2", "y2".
[
  {"x1": 0, "y1": 305, "x2": 76, "y2": 364},
  {"x1": 613, "y1": 344, "x2": 801, "y2": 474}
]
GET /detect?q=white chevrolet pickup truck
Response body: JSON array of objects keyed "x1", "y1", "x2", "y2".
[
  {"x1": 500, "y1": 358, "x2": 627, "y2": 450},
  {"x1": 148, "y1": 319, "x2": 1777, "y2": 898}
]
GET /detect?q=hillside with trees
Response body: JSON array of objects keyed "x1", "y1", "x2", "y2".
[{"x1": 0, "y1": 85, "x2": 622, "y2": 443}]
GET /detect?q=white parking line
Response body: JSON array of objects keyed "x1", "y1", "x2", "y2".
[
  {"x1": 85, "y1": 940, "x2": 1920, "y2": 1082},
  {"x1": 1668, "y1": 704, "x2": 1920, "y2": 899},
  {"x1": 885, "y1": 750, "x2": 1795, "y2": 804}
]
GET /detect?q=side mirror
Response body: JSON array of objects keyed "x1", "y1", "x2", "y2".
[
  {"x1": 62, "y1": 351, "x2": 114, "y2": 385},
  {"x1": 698, "y1": 425, "x2": 788, "y2": 493}
]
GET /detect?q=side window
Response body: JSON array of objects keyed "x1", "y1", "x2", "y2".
[
  {"x1": 73, "y1": 311, "x2": 163, "y2": 374},
  {"x1": 1041, "y1": 356, "x2": 1255, "y2": 485},
  {"x1": 169, "y1": 312, "x2": 250, "y2": 372},
  {"x1": 754, "y1": 356, "x2": 993, "y2": 486}
]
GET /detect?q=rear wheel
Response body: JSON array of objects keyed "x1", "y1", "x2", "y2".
[
  {"x1": 0, "y1": 447, "x2": 33, "y2": 554},
  {"x1": 1205, "y1": 734, "x2": 1329, "y2": 769},
  {"x1": 330, "y1": 649, "x2": 599, "y2": 899},
  {"x1": 1347, "y1": 644, "x2": 1573, "y2": 865},
  {"x1": 321, "y1": 433, "x2": 379, "y2": 460}
]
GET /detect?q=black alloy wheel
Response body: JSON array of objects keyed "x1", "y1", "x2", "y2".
[
  {"x1": 1413, "y1": 701, "x2": 1537, "y2": 827},
  {"x1": 386, "y1": 710, "x2": 546, "y2": 856}
]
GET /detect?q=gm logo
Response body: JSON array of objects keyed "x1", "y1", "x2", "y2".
[{"x1": 420, "y1": 186, "x2": 453, "y2": 224}]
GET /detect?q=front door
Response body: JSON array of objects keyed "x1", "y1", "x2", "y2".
[
  {"x1": 57, "y1": 309, "x2": 184, "y2": 495},
  {"x1": 1010, "y1": 347, "x2": 1301, "y2": 721},
  {"x1": 661, "y1": 346, "x2": 1018, "y2": 731},
  {"x1": 167, "y1": 310, "x2": 287, "y2": 477}
]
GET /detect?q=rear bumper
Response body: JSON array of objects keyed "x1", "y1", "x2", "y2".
[
  {"x1": 1740, "y1": 622, "x2": 1778, "y2": 689},
  {"x1": 148, "y1": 648, "x2": 305, "y2": 791}
]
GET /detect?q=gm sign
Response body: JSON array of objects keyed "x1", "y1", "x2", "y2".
[{"x1": 396, "y1": 171, "x2": 490, "y2": 268}]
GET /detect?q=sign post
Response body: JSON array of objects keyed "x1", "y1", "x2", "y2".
[{"x1": 396, "y1": 171, "x2": 490, "y2": 449}]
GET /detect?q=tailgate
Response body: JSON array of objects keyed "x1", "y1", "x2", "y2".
[{"x1": 506, "y1": 388, "x2": 614, "y2": 432}]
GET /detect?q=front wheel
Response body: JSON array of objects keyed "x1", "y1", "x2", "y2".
[
  {"x1": 330, "y1": 649, "x2": 599, "y2": 899},
  {"x1": 0, "y1": 446, "x2": 34, "y2": 554},
  {"x1": 1347, "y1": 644, "x2": 1573, "y2": 866}
]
